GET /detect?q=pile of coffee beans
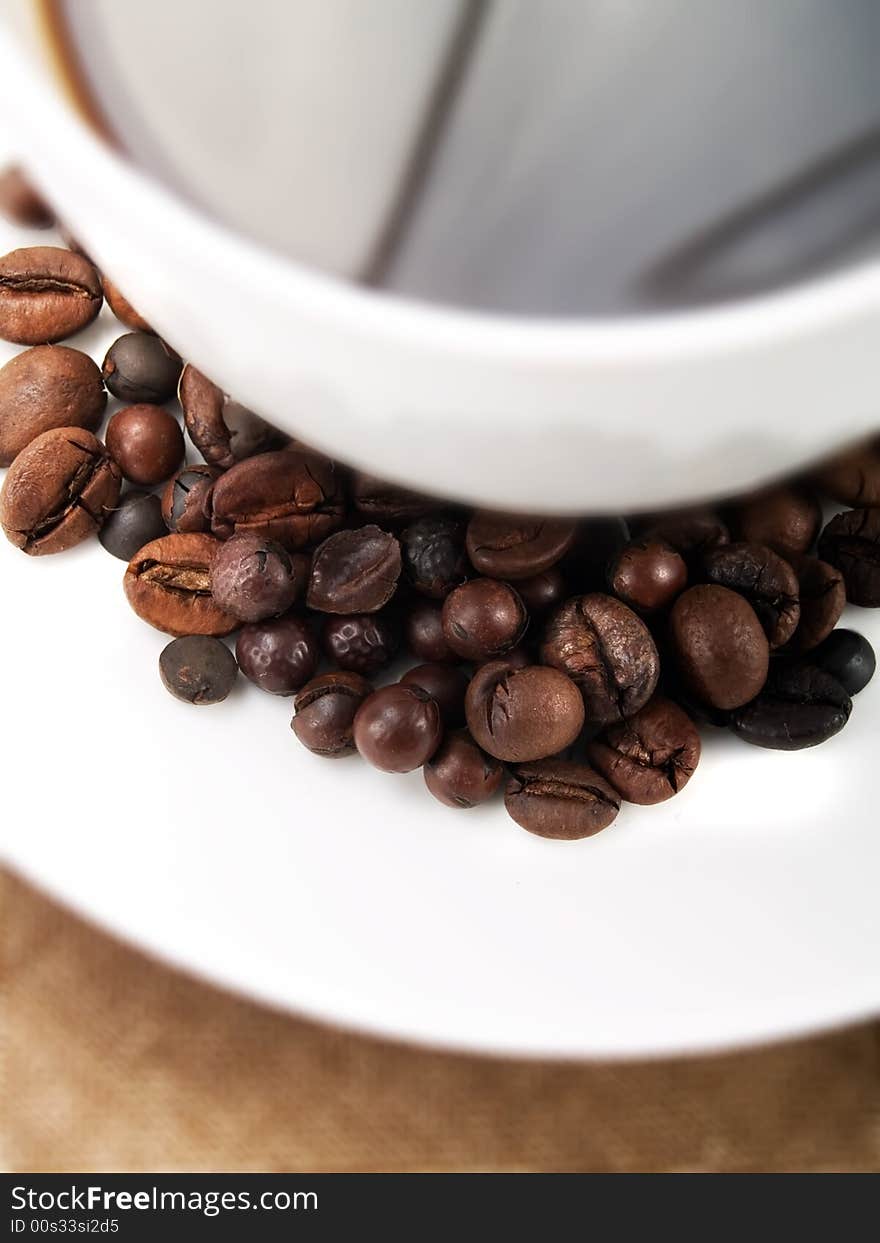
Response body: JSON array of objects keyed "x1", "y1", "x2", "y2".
[{"x1": 0, "y1": 170, "x2": 877, "y2": 842}]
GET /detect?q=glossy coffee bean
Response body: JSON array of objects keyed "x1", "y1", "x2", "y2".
[
  {"x1": 730, "y1": 662, "x2": 851, "y2": 750},
  {"x1": 102, "y1": 333, "x2": 182, "y2": 404},
  {"x1": 350, "y1": 471, "x2": 436, "y2": 525},
  {"x1": 540, "y1": 593, "x2": 660, "y2": 724},
  {"x1": 669, "y1": 585, "x2": 769, "y2": 709},
  {"x1": 814, "y1": 437, "x2": 880, "y2": 507},
  {"x1": 634, "y1": 509, "x2": 728, "y2": 565},
  {"x1": 607, "y1": 538, "x2": 687, "y2": 614},
  {"x1": 401, "y1": 516, "x2": 468, "y2": 598},
  {"x1": 442, "y1": 578, "x2": 528, "y2": 661},
  {"x1": 158, "y1": 635, "x2": 237, "y2": 705},
  {"x1": 161, "y1": 465, "x2": 220, "y2": 534},
  {"x1": 124, "y1": 533, "x2": 237, "y2": 636},
  {"x1": 400, "y1": 663, "x2": 469, "y2": 726},
  {"x1": 504, "y1": 760, "x2": 620, "y2": 840},
  {"x1": 102, "y1": 276, "x2": 152, "y2": 332},
  {"x1": 99, "y1": 490, "x2": 167, "y2": 562},
  {"x1": 322, "y1": 612, "x2": 399, "y2": 676},
  {"x1": 404, "y1": 600, "x2": 456, "y2": 662},
  {"x1": 307, "y1": 525, "x2": 401, "y2": 613},
  {"x1": 0, "y1": 166, "x2": 54, "y2": 227},
  {"x1": 0, "y1": 345, "x2": 106, "y2": 466},
  {"x1": 787, "y1": 555, "x2": 845, "y2": 652},
  {"x1": 727, "y1": 484, "x2": 821, "y2": 560},
  {"x1": 0, "y1": 246, "x2": 102, "y2": 343},
  {"x1": 0, "y1": 427, "x2": 120, "y2": 555},
  {"x1": 811, "y1": 629, "x2": 875, "y2": 696},
  {"x1": 210, "y1": 448, "x2": 344, "y2": 549},
  {"x1": 424, "y1": 730, "x2": 503, "y2": 809},
  {"x1": 465, "y1": 661, "x2": 584, "y2": 762},
  {"x1": 513, "y1": 567, "x2": 567, "y2": 616},
  {"x1": 587, "y1": 698, "x2": 701, "y2": 805},
  {"x1": 353, "y1": 684, "x2": 443, "y2": 773},
  {"x1": 818, "y1": 508, "x2": 880, "y2": 607},
  {"x1": 106, "y1": 404, "x2": 185, "y2": 486},
  {"x1": 236, "y1": 615, "x2": 318, "y2": 695},
  {"x1": 178, "y1": 364, "x2": 286, "y2": 468},
  {"x1": 211, "y1": 532, "x2": 306, "y2": 622},
  {"x1": 292, "y1": 671, "x2": 373, "y2": 757},
  {"x1": 701, "y1": 542, "x2": 800, "y2": 648},
  {"x1": 466, "y1": 512, "x2": 576, "y2": 580},
  {"x1": 561, "y1": 517, "x2": 629, "y2": 592}
]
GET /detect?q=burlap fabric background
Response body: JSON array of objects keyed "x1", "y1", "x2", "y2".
[{"x1": 3, "y1": 868, "x2": 879, "y2": 1172}]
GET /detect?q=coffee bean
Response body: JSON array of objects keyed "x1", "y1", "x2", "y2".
[
  {"x1": 442, "y1": 578, "x2": 528, "y2": 660},
  {"x1": 504, "y1": 760, "x2": 620, "y2": 840},
  {"x1": 102, "y1": 333, "x2": 182, "y2": 404},
  {"x1": 102, "y1": 276, "x2": 152, "y2": 333},
  {"x1": 211, "y1": 532, "x2": 307, "y2": 622},
  {"x1": 466, "y1": 512, "x2": 576, "y2": 579},
  {"x1": 561, "y1": 517, "x2": 628, "y2": 592},
  {"x1": 0, "y1": 246, "x2": 102, "y2": 343},
  {"x1": 236, "y1": 614, "x2": 318, "y2": 694},
  {"x1": 210, "y1": 448, "x2": 344, "y2": 549},
  {"x1": 292, "y1": 671, "x2": 372, "y2": 757},
  {"x1": 811, "y1": 629, "x2": 875, "y2": 696},
  {"x1": 307, "y1": 525, "x2": 401, "y2": 613},
  {"x1": 634, "y1": 509, "x2": 728, "y2": 566},
  {"x1": 814, "y1": 437, "x2": 880, "y2": 507},
  {"x1": 540, "y1": 593, "x2": 660, "y2": 724},
  {"x1": 465, "y1": 661, "x2": 584, "y2": 761},
  {"x1": 106, "y1": 405, "x2": 185, "y2": 486},
  {"x1": 701, "y1": 542, "x2": 800, "y2": 648},
  {"x1": 401, "y1": 516, "x2": 468, "y2": 598},
  {"x1": 161, "y1": 465, "x2": 220, "y2": 534},
  {"x1": 727, "y1": 484, "x2": 821, "y2": 560},
  {"x1": 730, "y1": 661, "x2": 851, "y2": 750},
  {"x1": 424, "y1": 730, "x2": 503, "y2": 808},
  {"x1": 322, "y1": 612, "x2": 399, "y2": 676},
  {"x1": 159, "y1": 635, "x2": 237, "y2": 705},
  {"x1": 587, "y1": 697, "x2": 701, "y2": 805},
  {"x1": 99, "y1": 490, "x2": 167, "y2": 561},
  {"x1": 787, "y1": 555, "x2": 845, "y2": 652},
  {"x1": 818, "y1": 507, "x2": 880, "y2": 607},
  {"x1": 353, "y1": 683, "x2": 442, "y2": 773},
  {"x1": 123, "y1": 532, "x2": 237, "y2": 636},
  {"x1": 607, "y1": 538, "x2": 687, "y2": 614},
  {"x1": 512, "y1": 567, "x2": 567, "y2": 616},
  {"x1": 0, "y1": 427, "x2": 120, "y2": 554},
  {"x1": 400, "y1": 662, "x2": 469, "y2": 726},
  {"x1": 0, "y1": 166, "x2": 54, "y2": 227},
  {"x1": 178, "y1": 363, "x2": 285, "y2": 468},
  {"x1": 669, "y1": 585, "x2": 769, "y2": 709},
  {"x1": 350, "y1": 471, "x2": 436, "y2": 525},
  {"x1": 404, "y1": 600, "x2": 455, "y2": 662},
  {"x1": 0, "y1": 345, "x2": 106, "y2": 466}
]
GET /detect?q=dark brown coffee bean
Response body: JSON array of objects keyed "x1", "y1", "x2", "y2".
[
  {"x1": 787, "y1": 555, "x2": 845, "y2": 652},
  {"x1": 102, "y1": 276, "x2": 152, "y2": 333},
  {"x1": 727, "y1": 484, "x2": 821, "y2": 560},
  {"x1": 424, "y1": 730, "x2": 503, "y2": 809},
  {"x1": 106, "y1": 404, "x2": 185, "y2": 486},
  {"x1": 401, "y1": 516, "x2": 468, "y2": 598},
  {"x1": 350, "y1": 471, "x2": 436, "y2": 525},
  {"x1": 307, "y1": 525, "x2": 401, "y2": 613},
  {"x1": 442, "y1": 578, "x2": 528, "y2": 660},
  {"x1": 159, "y1": 635, "x2": 237, "y2": 705},
  {"x1": 813, "y1": 436, "x2": 880, "y2": 507},
  {"x1": 211, "y1": 532, "x2": 307, "y2": 622},
  {"x1": 561, "y1": 517, "x2": 629, "y2": 591},
  {"x1": 730, "y1": 661, "x2": 851, "y2": 750},
  {"x1": 404, "y1": 600, "x2": 456, "y2": 662},
  {"x1": 465, "y1": 661, "x2": 584, "y2": 762},
  {"x1": 161, "y1": 465, "x2": 220, "y2": 534},
  {"x1": 210, "y1": 448, "x2": 344, "y2": 549},
  {"x1": 178, "y1": 363, "x2": 285, "y2": 468},
  {"x1": 123, "y1": 533, "x2": 238, "y2": 636},
  {"x1": 0, "y1": 427, "x2": 120, "y2": 555},
  {"x1": 634, "y1": 509, "x2": 728, "y2": 565},
  {"x1": 0, "y1": 166, "x2": 54, "y2": 227},
  {"x1": 587, "y1": 697, "x2": 701, "y2": 805},
  {"x1": 0, "y1": 345, "x2": 106, "y2": 466},
  {"x1": 812, "y1": 629, "x2": 875, "y2": 696},
  {"x1": 466, "y1": 512, "x2": 576, "y2": 580},
  {"x1": 512, "y1": 567, "x2": 567, "y2": 616},
  {"x1": 99, "y1": 490, "x2": 168, "y2": 561},
  {"x1": 400, "y1": 663, "x2": 469, "y2": 726},
  {"x1": 236, "y1": 614, "x2": 318, "y2": 694},
  {"x1": 818, "y1": 507, "x2": 880, "y2": 607},
  {"x1": 102, "y1": 333, "x2": 181, "y2": 404},
  {"x1": 504, "y1": 760, "x2": 620, "y2": 840},
  {"x1": 292, "y1": 671, "x2": 373, "y2": 757},
  {"x1": 701, "y1": 542, "x2": 800, "y2": 648},
  {"x1": 353, "y1": 683, "x2": 443, "y2": 773},
  {"x1": 669, "y1": 584, "x2": 769, "y2": 709},
  {"x1": 322, "y1": 612, "x2": 399, "y2": 676},
  {"x1": 540, "y1": 593, "x2": 660, "y2": 725},
  {"x1": 607, "y1": 538, "x2": 687, "y2": 614},
  {"x1": 0, "y1": 246, "x2": 102, "y2": 343}
]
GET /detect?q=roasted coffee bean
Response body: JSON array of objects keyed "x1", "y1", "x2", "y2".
[
  {"x1": 99, "y1": 490, "x2": 167, "y2": 561},
  {"x1": 787, "y1": 555, "x2": 845, "y2": 652},
  {"x1": 669, "y1": 585, "x2": 769, "y2": 709},
  {"x1": 513, "y1": 567, "x2": 567, "y2": 616},
  {"x1": 561, "y1": 517, "x2": 629, "y2": 592},
  {"x1": 504, "y1": 760, "x2": 620, "y2": 840},
  {"x1": 106, "y1": 404, "x2": 185, "y2": 486},
  {"x1": 0, "y1": 345, "x2": 105, "y2": 466},
  {"x1": 465, "y1": 661, "x2": 585, "y2": 762},
  {"x1": 292, "y1": 671, "x2": 372, "y2": 757},
  {"x1": 0, "y1": 166, "x2": 54, "y2": 227},
  {"x1": 353, "y1": 683, "x2": 442, "y2": 773},
  {"x1": 102, "y1": 333, "x2": 182, "y2": 404},
  {"x1": 0, "y1": 427, "x2": 120, "y2": 555},
  {"x1": 442, "y1": 578, "x2": 528, "y2": 661},
  {"x1": 634, "y1": 509, "x2": 728, "y2": 566},
  {"x1": 211, "y1": 532, "x2": 306, "y2": 622},
  {"x1": 350, "y1": 471, "x2": 436, "y2": 524},
  {"x1": 404, "y1": 600, "x2": 456, "y2": 662},
  {"x1": 818, "y1": 508, "x2": 880, "y2": 607},
  {"x1": 465, "y1": 512, "x2": 576, "y2": 580},
  {"x1": 0, "y1": 246, "x2": 102, "y2": 343},
  {"x1": 730, "y1": 662, "x2": 851, "y2": 750},
  {"x1": 236, "y1": 614, "x2": 318, "y2": 695},
  {"x1": 178, "y1": 364, "x2": 285, "y2": 468},
  {"x1": 814, "y1": 437, "x2": 880, "y2": 507},
  {"x1": 123, "y1": 533, "x2": 237, "y2": 636},
  {"x1": 401, "y1": 516, "x2": 468, "y2": 599},
  {"x1": 158, "y1": 635, "x2": 237, "y2": 705},
  {"x1": 424, "y1": 730, "x2": 503, "y2": 809},
  {"x1": 161, "y1": 465, "x2": 220, "y2": 534},
  {"x1": 307, "y1": 525, "x2": 401, "y2": 613},
  {"x1": 322, "y1": 612, "x2": 399, "y2": 676},
  {"x1": 400, "y1": 663, "x2": 469, "y2": 726},
  {"x1": 607, "y1": 538, "x2": 687, "y2": 614},
  {"x1": 587, "y1": 697, "x2": 700, "y2": 805},
  {"x1": 540, "y1": 593, "x2": 660, "y2": 725},
  {"x1": 727, "y1": 484, "x2": 821, "y2": 560},
  {"x1": 701, "y1": 542, "x2": 800, "y2": 648},
  {"x1": 811, "y1": 629, "x2": 875, "y2": 696},
  {"x1": 210, "y1": 448, "x2": 344, "y2": 549},
  {"x1": 102, "y1": 276, "x2": 152, "y2": 333}
]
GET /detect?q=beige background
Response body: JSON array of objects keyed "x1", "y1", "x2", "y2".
[{"x1": 3, "y1": 867, "x2": 879, "y2": 1172}]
